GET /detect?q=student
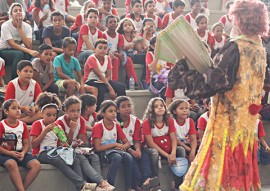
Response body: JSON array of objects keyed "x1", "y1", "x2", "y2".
[
  {"x1": 162, "y1": 0, "x2": 185, "y2": 29},
  {"x1": 53, "y1": 0, "x2": 75, "y2": 24},
  {"x1": 32, "y1": 44, "x2": 58, "y2": 94},
  {"x1": 155, "y1": 0, "x2": 171, "y2": 18},
  {"x1": 115, "y1": 96, "x2": 160, "y2": 191},
  {"x1": 194, "y1": 14, "x2": 213, "y2": 48},
  {"x1": 219, "y1": 0, "x2": 234, "y2": 38},
  {"x1": 103, "y1": 15, "x2": 138, "y2": 84},
  {"x1": 0, "y1": 3, "x2": 39, "y2": 79},
  {"x1": 125, "y1": 0, "x2": 145, "y2": 14},
  {"x1": 185, "y1": 0, "x2": 202, "y2": 29},
  {"x1": 144, "y1": 0, "x2": 162, "y2": 31},
  {"x1": 92, "y1": 100, "x2": 133, "y2": 191},
  {"x1": 168, "y1": 99, "x2": 197, "y2": 162},
  {"x1": 53, "y1": 37, "x2": 98, "y2": 98},
  {"x1": 84, "y1": 39, "x2": 126, "y2": 110},
  {"x1": 5, "y1": 60, "x2": 42, "y2": 124},
  {"x1": 126, "y1": 0, "x2": 144, "y2": 32},
  {"x1": 197, "y1": 98, "x2": 211, "y2": 141},
  {"x1": 141, "y1": 18, "x2": 155, "y2": 48},
  {"x1": 98, "y1": 0, "x2": 118, "y2": 31},
  {"x1": 210, "y1": 22, "x2": 226, "y2": 58},
  {"x1": 0, "y1": 99, "x2": 41, "y2": 191},
  {"x1": 42, "y1": 11, "x2": 71, "y2": 59}
]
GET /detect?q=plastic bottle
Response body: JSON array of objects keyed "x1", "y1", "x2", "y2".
[
  {"x1": 158, "y1": 156, "x2": 162, "y2": 169},
  {"x1": 53, "y1": 126, "x2": 68, "y2": 143},
  {"x1": 129, "y1": 76, "x2": 135, "y2": 91}
]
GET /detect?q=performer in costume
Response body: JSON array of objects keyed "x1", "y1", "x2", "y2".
[{"x1": 168, "y1": 0, "x2": 269, "y2": 190}]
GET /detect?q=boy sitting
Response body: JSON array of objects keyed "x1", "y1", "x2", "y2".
[
  {"x1": 98, "y1": 0, "x2": 118, "y2": 31},
  {"x1": 126, "y1": 0, "x2": 144, "y2": 32},
  {"x1": 53, "y1": 37, "x2": 98, "y2": 98}
]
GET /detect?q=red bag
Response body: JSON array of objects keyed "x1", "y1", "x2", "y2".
[{"x1": 153, "y1": 135, "x2": 172, "y2": 154}]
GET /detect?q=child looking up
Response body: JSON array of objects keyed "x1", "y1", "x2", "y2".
[
  {"x1": 92, "y1": 100, "x2": 133, "y2": 191},
  {"x1": 53, "y1": 37, "x2": 98, "y2": 98},
  {"x1": 144, "y1": 0, "x2": 162, "y2": 31},
  {"x1": 0, "y1": 99, "x2": 41, "y2": 191},
  {"x1": 185, "y1": 0, "x2": 202, "y2": 29},
  {"x1": 168, "y1": 99, "x2": 197, "y2": 162},
  {"x1": 162, "y1": 0, "x2": 185, "y2": 29},
  {"x1": 197, "y1": 98, "x2": 211, "y2": 141},
  {"x1": 5, "y1": 60, "x2": 42, "y2": 124},
  {"x1": 32, "y1": 44, "x2": 58, "y2": 94}
]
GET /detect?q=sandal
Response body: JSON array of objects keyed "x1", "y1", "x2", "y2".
[{"x1": 142, "y1": 177, "x2": 160, "y2": 190}]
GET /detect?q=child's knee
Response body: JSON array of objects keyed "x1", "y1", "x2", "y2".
[
  {"x1": 28, "y1": 160, "x2": 41, "y2": 172},
  {"x1": 5, "y1": 159, "x2": 18, "y2": 170}
]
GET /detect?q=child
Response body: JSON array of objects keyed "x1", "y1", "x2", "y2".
[
  {"x1": 103, "y1": 15, "x2": 138, "y2": 84},
  {"x1": 126, "y1": 0, "x2": 144, "y2": 32},
  {"x1": 197, "y1": 98, "x2": 211, "y2": 141},
  {"x1": 185, "y1": 0, "x2": 202, "y2": 29},
  {"x1": 92, "y1": 100, "x2": 133, "y2": 191},
  {"x1": 162, "y1": 0, "x2": 186, "y2": 29},
  {"x1": 42, "y1": 11, "x2": 71, "y2": 59},
  {"x1": 32, "y1": 44, "x2": 58, "y2": 94},
  {"x1": 141, "y1": 18, "x2": 155, "y2": 48},
  {"x1": 5, "y1": 60, "x2": 42, "y2": 124},
  {"x1": 168, "y1": 99, "x2": 197, "y2": 162},
  {"x1": 115, "y1": 96, "x2": 160, "y2": 191},
  {"x1": 155, "y1": 0, "x2": 171, "y2": 18},
  {"x1": 83, "y1": 39, "x2": 126, "y2": 110},
  {"x1": 0, "y1": 57, "x2": 5, "y2": 87},
  {"x1": 53, "y1": 37, "x2": 98, "y2": 98},
  {"x1": 0, "y1": 99, "x2": 41, "y2": 191},
  {"x1": 210, "y1": 22, "x2": 226, "y2": 58},
  {"x1": 194, "y1": 14, "x2": 213, "y2": 48},
  {"x1": 144, "y1": 0, "x2": 162, "y2": 31},
  {"x1": 219, "y1": 0, "x2": 234, "y2": 38},
  {"x1": 125, "y1": 0, "x2": 145, "y2": 14},
  {"x1": 98, "y1": 0, "x2": 118, "y2": 31},
  {"x1": 77, "y1": 8, "x2": 104, "y2": 66}
]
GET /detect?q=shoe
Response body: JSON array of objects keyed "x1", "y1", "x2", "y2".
[
  {"x1": 104, "y1": 184, "x2": 115, "y2": 191},
  {"x1": 81, "y1": 183, "x2": 97, "y2": 191},
  {"x1": 140, "y1": 79, "x2": 149, "y2": 90},
  {"x1": 142, "y1": 177, "x2": 160, "y2": 190}
]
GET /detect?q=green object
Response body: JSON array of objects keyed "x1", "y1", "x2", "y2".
[{"x1": 53, "y1": 127, "x2": 68, "y2": 143}]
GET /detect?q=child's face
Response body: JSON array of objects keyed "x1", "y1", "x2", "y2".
[
  {"x1": 103, "y1": 105, "x2": 117, "y2": 122},
  {"x1": 86, "y1": 104, "x2": 97, "y2": 115},
  {"x1": 174, "y1": 102, "x2": 190, "y2": 120},
  {"x1": 118, "y1": 100, "x2": 132, "y2": 118},
  {"x1": 87, "y1": 12, "x2": 98, "y2": 27},
  {"x1": 40, "y1": 49, "x2": 53, "y2": 64},
  {"x1": 5, "y1": 101, "x2": 21, "y2": 119},
  {"x1": 123, "y1": 20, "x2": 134, "y2": 33},
  {"x1": 63, "y1": 44, "x2": 76, "y2": 57},
  {"x1": 154, "y1": 100, "x2": 166, "y2": 117},
  {"x1": 198, "y1": 17, "x2": 207, "y2": 31},
  {"x1": 106, "y1": 17, "x2": 118, "y2": 31},
  {"x1": 174, "y1": 6, "x2": 185, "y2": 15},
  {"x1": 213, "y1": 26, "x2": 223, "y2": 37},
  {"x1": 66, "y1": 103, "x2": 81, "y2": 121},
  {"x1": 52, "y1": 15, "x2": 63, "y2": 30},
  {"x1": 102, "y1": 0, "x2": 112, "y2": 12},
  {"x1": 144, "y1": 21, "x2": 155, "y2": 34},
  {"x1": 132, "y1": 2, "x2": 143, "y2": 15},
  {"x1": 146, "y1": 2, "x2": 156, "y2": 13},
  {"x1": 95, "y1": 43, "x2": 108, "y2": 56},
  {"x1": 192, "y1": 2, "x2": 202, "y2": 14},
  {"x1": 42, "y1": 107, "x2": 57, "y2": 125},
  {"x1": 134, "y1": 41, "x2": 143, "y2": 52},
  {"x1": 17, "y1": 66, "x2": 33, "y2": 82}
]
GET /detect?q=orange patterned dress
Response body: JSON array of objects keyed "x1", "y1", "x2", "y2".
[{"x1": 180, "y1": 36, "x2": 266, "y2": 191}]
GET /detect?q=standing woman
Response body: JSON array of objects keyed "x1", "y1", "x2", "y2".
[{"x1": 0, "y1": 3, "x2": 39, "y2": 79}]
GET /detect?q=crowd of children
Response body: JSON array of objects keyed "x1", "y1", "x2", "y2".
[{"x1": 0, "y1": 0, "x2": 270, "y2": 191}]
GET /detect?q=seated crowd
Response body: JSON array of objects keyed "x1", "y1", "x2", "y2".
[{"x1": 0, "y1": 0, "x2": 270, "y2": 191}]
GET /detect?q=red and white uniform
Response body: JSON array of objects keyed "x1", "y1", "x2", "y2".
[
  {"x1": 84, "y1": 54, "x2": 112, "y2": 82},
  {"x1": 255, "y1": 119, "x2": 266, "y2": 141},
  {"x1": 212, "y1": 36, "x2": 226, "y2": 50},
  {"x1": 33, "y1": 8, "x2": 54, "y2": 31},
  {"x1": 93, "y1": 0, "x2": 103, "y2": 8},
  {"x1": 84, "y1": 112, "x2": 98, "y2": 127},
  {"x1": 92, "y1": 120, "x2": 127, "y2": 144},
  {"x1": 126, "y1": 13, "x2": 144, "y2": 32},
  {"x1": 173, "y1": 118, "x2": 196, "y2": 142},
  {"x1": 185, "y1": 12, "x2": 197, "y2": 29},
  {"x1": 117, "y1": 115, "x2": 141, "y2": 145},
  {"x1": 30, "y1": 119, "x2": 58, "y2": 156},
  {"x1": 155, "y1": 0, "x2": 166, "y2": 14},
  {"x1": 162, "y1": 12, "x2": 175, "y2": 29},
  {"x1": 0, "y1": 57, "x2": 5, "y2": 76},
  {"x1": 5, "y1": 78, "x2": 41, "y2": 106},
  {"x1": 77, "y1": 25, "x2": 103, "y2": 53},
  {"x1": 99, "y1": 8, "x2": 118, "y2": 28},
  {"x1": 165, "y1": 86, "x2": 190, "y2": 101},
  {"x1": 197, "y1": 111, "x2": 209, "y2": 131},
  {"x1": 219, "y1": 15, "x2": 233, "y2": 35},
  {"x1": 144, "y1": 14, "x2": 162, "y2": 30},
  {"x1": 195, "y1": 29, "x2": 213, "y2": 46},
  {"x1": 123, "y1": 35, "x2": 134, "y2": 52},
  {"x1": 56, "y1": 115, "x2": 87, "y2": 145},
  {"x1": 70, "y1": 13, "x2": 87, "y2": 32},
  {"x1": 103, "y1": 31, "x2": 124, "y2": 52},
  {"x1": 0, "y1": 120, "x2": 29, "y2": 151}
]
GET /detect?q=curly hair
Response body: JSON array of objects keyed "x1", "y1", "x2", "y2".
[
  {"x1": 230, "y1": 0, "x2": 269, "y2": 36},
  {"x1": 35, "y1": 92, "x2": 62, "y2": 111},
  {"x1": 143, "y1": 97, "x2": 170, "y2": 128}
]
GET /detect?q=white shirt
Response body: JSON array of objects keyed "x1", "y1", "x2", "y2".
[
  {"x1": 174, "y1": 118, "x2": 190, "y2": 142},
  {"x1": 117, "y1": 115, "x2": 138, "y2": 145},
  {"x1": 100, "y1": 120, "x2": 117, "y2": 144},
  {"x1": 151, "y1": 123, "x2": 169, "y2": 137},
  {"x1": 38, "y1": 120, "x2": 58, "y2": 153},
  {"x1": 87, "y1": 54, "x2": 109, "y2": 81}
]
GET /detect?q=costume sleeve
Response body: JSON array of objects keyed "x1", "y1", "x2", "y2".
[
  {"x1": 188, "y1": 118, "x2": 197, "y2": 135},
  {"x1": 133, "y1": 118, "x2": 142, "y2": 141},
  {"x1": 5, "y1": 82, "x2": 15, "y2": 101}
]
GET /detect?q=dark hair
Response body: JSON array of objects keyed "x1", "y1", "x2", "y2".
[
  {"x1": 2, "y1": 99, "x2": 18, "y2": 120},
  {"x1": 168, "y1": 99, "x2": 189, "y2": 119},
  {"x1": 50, "y1": 11, "x2": 64, "y2": 21},
  {"x1": 148, "y1": 35, "x2": 156, "y2": 51},
  {"x1": 144, "y1": 0, "x2": 155, "y2": 8},
  {"x1": 97, "y1": 100, "x2": 117, "y2": 121},
  {"x1": 38, "y1": 44, "x2": 53, "y2": 54},
  {"x1": 105, "y1": 15, "x2": 118, "y2": 24},
  {"x1": 115, "y1": 96, "x2": 134, "y2": 125},
  {"x1": 79, "y1": 94, "x2": 97, "y2": 113},
  {"x1": 173, "y1": 0, "x2": 186, "y2": 8},
  {"x1": 141, "y1": 18, "x2": 155, "y2": 34},
  {"x1": 131, "y1": 0, "x2": 142, "y2": 7},
  {"x1": 225, "y1": 0, "x2": 234, "y2": 10},
  {"x1": 190, "y1": 0, "x2": 201, "y2": 7},
  {"x1": 35, "y1": 0, "x2": 54, "y2": 9},
  {"x1": 17, "y1": 60, "x2": 33, "y2": 71},
  {"x1": 143, "y1": 97, "x2": 170, "y2": 128},
  {"x1": 205, "y1": 98, "x2": 210, "y2": 105},
  {"x1": 62, "y1": 37, "x2": 77, "y2": 48},
  {"x1": 63, "y1": 96, "x2": 81, "y2": 111},
  {"x1": 35, "y1": 92, "x2": 62, "y2": 111},
  {"x1": 94, "y1": 38, "x2": 108, "y2": 48},
  {"x1": 116, "y1": 18, "x2": 135, "y2": 34},
  {"x1": 86, "y1": 8, "x2": 99, "y2": 18},
  {"x1": 195, "y1": 14, "x2": 208, "y2": 24}
]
